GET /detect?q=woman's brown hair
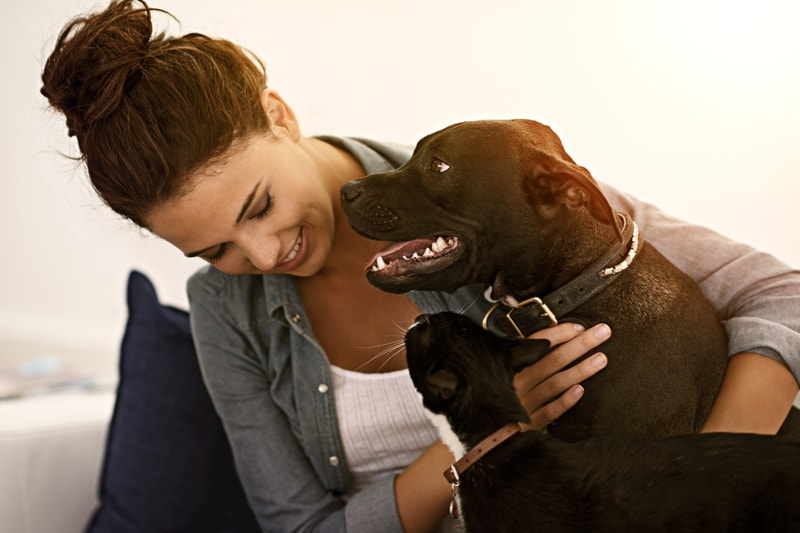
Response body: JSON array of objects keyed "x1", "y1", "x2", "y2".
[{"x1": 41, "y1": 0, "x2": 269, "y2": 227}]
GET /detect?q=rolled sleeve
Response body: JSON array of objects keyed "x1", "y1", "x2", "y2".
[{"x1": 344, "y1": 475, "x2": 403, "y2": 533}]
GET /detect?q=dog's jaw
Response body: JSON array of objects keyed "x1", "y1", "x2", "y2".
[
  {"x1": 364, "y1": 235, "x2": 467, "y2": 293},
  {"x1": 367, "y1": 236, "x2": 459, "y2": 272}
]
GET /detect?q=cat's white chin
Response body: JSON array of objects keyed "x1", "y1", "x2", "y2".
[{"x1": 425, "y1": 409, "x2": 466, "y2": 461}]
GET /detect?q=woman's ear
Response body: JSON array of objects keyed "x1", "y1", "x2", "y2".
[{"x1": 259, "y1": 89, "x2": 302, "y2": 141}]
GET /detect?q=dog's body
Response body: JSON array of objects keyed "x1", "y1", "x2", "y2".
[
  {"x1": 341, "y1": 119, "x2": 733, "y2": 440},
  {"x1": 405, "y1": 312, "x2": 800, "y2": 533}
]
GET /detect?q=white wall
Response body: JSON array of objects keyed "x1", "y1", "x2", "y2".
[{"x1": 3, "y1": 0, "x2": 799, "y2": 369}]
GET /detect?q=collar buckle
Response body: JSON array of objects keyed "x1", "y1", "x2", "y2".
[
  {"x1": 511, "y1": 297, "x2": 559, "y2": 331},
  {"x1": 483, "y1": 296, "x2": 558, "y2": 337}
]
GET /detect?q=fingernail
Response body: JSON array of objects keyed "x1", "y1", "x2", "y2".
[
  {"x1": 572, "y1": 323, "x2": 586, "y2": 331},
  {"x1": 592, "y1": 353, "x2": 607, "y2": 368},
  {"x1": 570, "y1": 385, "x2": 585, "y2": 398},
  {"x1": 594, "y1": 324, "x2": 611, "y2": 339}
]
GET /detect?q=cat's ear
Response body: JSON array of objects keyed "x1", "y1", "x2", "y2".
[
  {"x1": 427, "y1": 368, "x2": 459, "y2": 401},
  {"x1": 510, "y1": 339, "x2": 551, "y2": 372}
]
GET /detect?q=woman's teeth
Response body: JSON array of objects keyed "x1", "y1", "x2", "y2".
[{"x1": 280, "y1": 234, "x2": 302, "y2": 265}]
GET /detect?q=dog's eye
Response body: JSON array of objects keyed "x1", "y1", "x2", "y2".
[{"x1": 429, "y1": 158, "x2": 451, "y2": 173}]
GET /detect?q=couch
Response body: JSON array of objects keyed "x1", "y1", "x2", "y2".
[{"x1": 0, "y1": 271, "x2": 259, "y2": 533}]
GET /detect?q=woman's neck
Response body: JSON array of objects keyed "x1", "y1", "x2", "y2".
[{"x1": 303, "y1": 137, "x2": 390, "y2": 278}]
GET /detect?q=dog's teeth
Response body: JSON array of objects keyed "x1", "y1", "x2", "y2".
[
  {"x1": 376, "y1": 256, "x2": 387, "y2": 270},
  {"x1": 412, "y1": 252, "x2": 420, "y2": 259},
  {"x1": 432, "y1": 236, "x2": 447, "y2": 253},
  {"x1": 403, "y1": 255, "x2": 409, "y2": 261},
  {"x1": 447, "y1": 238, "x2": 455, "y2": 247},
  {"x1": 423, "y1": 248, "x2": 435, "y2": 258}
]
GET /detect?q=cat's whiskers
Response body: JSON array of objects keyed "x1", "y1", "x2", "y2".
[{"x1": 354, "y1": 327, "x2": 408, "y2": 372}]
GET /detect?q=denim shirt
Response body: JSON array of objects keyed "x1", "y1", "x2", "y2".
[{"x1": 187, "y1": 137, "x2": 800, "y2": 532}]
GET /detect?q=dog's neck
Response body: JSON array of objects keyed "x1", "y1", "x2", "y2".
[{"x1": 484, "y1": 213, "x2": 640, "y2": 337}]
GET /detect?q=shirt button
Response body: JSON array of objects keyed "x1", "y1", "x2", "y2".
[
  {"x1": 318, "y1": 383, "x2": 329, "y2": 394},
  {"x1": 291, "y1": 313, "x2": 301, "y2": 323},
  {"x1": 329, "y1": 456, "x2": 340, "y2": 467}
]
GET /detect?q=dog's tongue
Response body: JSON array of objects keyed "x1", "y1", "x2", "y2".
[{"x1": 366, "y1": 239, "x2": 435, "y2": 270}]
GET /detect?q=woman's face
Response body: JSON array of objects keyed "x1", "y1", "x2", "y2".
[{"x1": 147, "y1": 132, "x2": 337, "y2": 276}]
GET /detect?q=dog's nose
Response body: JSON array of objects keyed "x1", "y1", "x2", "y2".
[{"x1": 340, "y1": 180, "x2": 362, "y2": 203}]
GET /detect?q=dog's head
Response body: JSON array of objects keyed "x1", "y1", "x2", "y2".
[
  {"x1": 405, "y1": 312, "x2": 550, "y2": 447},
  {"x1": 341, "y1": 119, "x2": 622, "y2": 295}
]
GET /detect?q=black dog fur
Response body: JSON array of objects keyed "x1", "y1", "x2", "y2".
[
  {"x1": 405, "y1": 312, "x2": 800, "y2": 533},
  {"x1": 342, "y1": 119, "x2": 800, "y2": 440}
]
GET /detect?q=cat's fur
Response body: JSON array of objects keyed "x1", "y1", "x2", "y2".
[{"x1": 405, "y1": 312, "x2": 800, "y2": 533}]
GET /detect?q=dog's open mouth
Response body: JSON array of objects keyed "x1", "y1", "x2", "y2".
[{"x1": 366, "y1": 236, "x2": 461, "y2": 277}]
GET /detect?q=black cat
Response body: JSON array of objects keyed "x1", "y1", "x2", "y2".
[{"x1": 405, "y1": 312, "x2": 800, "y2": 533}]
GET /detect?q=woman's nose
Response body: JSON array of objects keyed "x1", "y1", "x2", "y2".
[{"x1": 239, "y1": 231, "x2": 279, "y2": 272}]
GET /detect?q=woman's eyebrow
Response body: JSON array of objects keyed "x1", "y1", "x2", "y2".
[
  {"x1": 184, "y1": 180, "x2": 262, "y2": 258},
  {"x1": 235, "y1": 180, "x2": 262, "y2": 225}
]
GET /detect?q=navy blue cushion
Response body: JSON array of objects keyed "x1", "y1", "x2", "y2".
[{"x1": 86, "y1": 270, "x2": 259, "y2": 533}]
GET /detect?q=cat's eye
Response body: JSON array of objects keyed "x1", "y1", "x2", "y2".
[{"x1": 429, "y1": 158, "x2": 451, "y2": 173}]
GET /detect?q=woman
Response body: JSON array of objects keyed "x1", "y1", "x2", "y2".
[{"x1": 41, "y1": 1, "x2": 799, "y2": 531}]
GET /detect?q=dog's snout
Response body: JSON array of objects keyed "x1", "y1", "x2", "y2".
[{"x1": 340, "y1": 180, "x2": 362, "y2": 203}]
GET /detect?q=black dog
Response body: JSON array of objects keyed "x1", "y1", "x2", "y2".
[
  {"x1": 406, "y1": 312, "x2": 800, "y2": 533},
  {"x1": 341, "y1": 119, "x2": 734, "y2": 441}
]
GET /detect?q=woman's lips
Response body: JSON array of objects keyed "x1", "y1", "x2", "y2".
[{"x1": 276, "y1": 228, "x2": 306, "y2": 271}]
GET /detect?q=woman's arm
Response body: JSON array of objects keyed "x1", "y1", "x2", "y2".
[
  {"x1": 701, "y1": 352, "x2": 798, "y2": 433},
  {"x1": 394, "y1": 441, "x2": 454, "y2": 532}
]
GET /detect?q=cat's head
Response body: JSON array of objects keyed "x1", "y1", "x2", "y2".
[{"x1": 405, "y1": 312, "x2": 550, "y2": 446}]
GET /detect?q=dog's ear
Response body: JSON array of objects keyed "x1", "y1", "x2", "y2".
[
  {"x1": 427, "y1": 368, "x2": 459, "y2": 401},
  {"x1": 510, "y1": 339, "x2": 551, "y2": 372},
  {"x1": 516, "y1": 120, "x2": 623, "y2": 239},
  {"x1": 526, "y1": 156, "x2": 622, "y2": 240}
]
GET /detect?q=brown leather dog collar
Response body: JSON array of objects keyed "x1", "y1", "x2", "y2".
[
  {"x1": 443, "y1": 422, "x2": 522, "y2": 485},
  {"x1": 483, "y1": 213, "x2": 640, "y2": 337}
]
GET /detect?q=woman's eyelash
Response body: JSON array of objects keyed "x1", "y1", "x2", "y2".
[
  {"x1": 205, "y1": 193, "x2": 273, "y2": 265},
  {"x1": 207, "y1": 243, "x2": 228, "y2": 265},
  {"x1": 252, "y1": 193, "x2": 274, "y2": 221}
]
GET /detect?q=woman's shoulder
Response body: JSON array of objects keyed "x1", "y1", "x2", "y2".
[
  {"x1": 188, "y1": 264, "x2": 252, "y2": 300},
  {"x1": 315, "y1": 135, "x2": 413, "y2": 172},
  {"x1": 187, "y1": 267, "x2": 286, "y2": 325}
]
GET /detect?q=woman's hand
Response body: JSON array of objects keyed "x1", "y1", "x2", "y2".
[{"x1": 514, "y1": 322, "x2": 611, "y2": 431}]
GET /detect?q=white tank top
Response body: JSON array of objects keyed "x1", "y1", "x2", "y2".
[{"x1": 329, "y1": 365, "x2": 439, "y2": 496}]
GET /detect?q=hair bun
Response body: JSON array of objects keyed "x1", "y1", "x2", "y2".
[{"x1": 41, "y1": 0, "x2": 167, "y2": 138}]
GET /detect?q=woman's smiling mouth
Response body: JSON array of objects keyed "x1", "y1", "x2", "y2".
[{"x1": 276, "y1": 228, "x2": 306, "y2": 271}]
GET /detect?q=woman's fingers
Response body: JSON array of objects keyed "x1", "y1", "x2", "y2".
[
  {"x1": 518, "y1": 323, "x2": 611, "y2": 390},
  {"x1": 514, "y1": 323, "x2": 611, "y2": 431},
  {"x1": 518, "y1": 353, "x2": 608, "y2": 429},
  {"x1": 522, "y1": 385, "x2": 585, "y2": 432}
]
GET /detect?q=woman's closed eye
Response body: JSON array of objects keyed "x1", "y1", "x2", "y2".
[
  {"x1": 206, "y1": 242, "x2": 228, "y2": 265},
  {"x1": 251, "y1": 192, "x2": 274, "y2": 221},
  {"x1": 204, "y1": 194, "x2": 273, "y2": 265}
]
